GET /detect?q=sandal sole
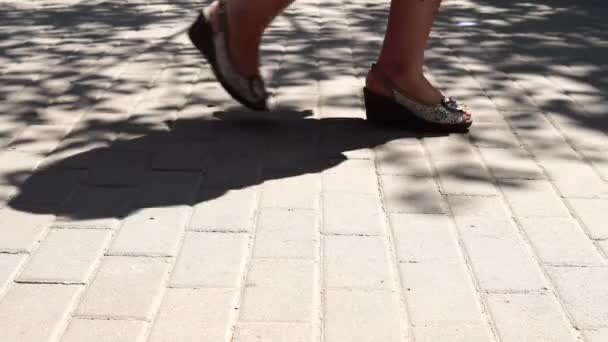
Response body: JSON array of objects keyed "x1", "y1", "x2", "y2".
[
  {"x1": 188, "y1": 12, "x2": 268, "y2": 111},
  {"x1": 363, "y1": 87, "x2": 471, "y2": 133}
]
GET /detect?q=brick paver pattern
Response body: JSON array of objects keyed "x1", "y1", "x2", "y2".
[{"x1": 1, "y1": 0, "x2": 608, "y2": 341}]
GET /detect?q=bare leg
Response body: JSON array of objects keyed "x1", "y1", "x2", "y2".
[
  {"x1": 206, "y1": 0, "x2": 292, "y2": 77},
  {"x1": 367, "y1": 0, "x2": 471, "y2": 120}
]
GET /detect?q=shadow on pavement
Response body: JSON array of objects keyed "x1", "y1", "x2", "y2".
[{"x1": 7, "y1": 111, "x2": 454, "y2": 221}]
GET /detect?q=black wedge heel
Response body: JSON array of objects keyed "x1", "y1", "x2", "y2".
[
  {"x1": 363, "y1": 64, "x2": 472, "y2": 133},
  {"x1": 363, "y1": 87, "x2": 470, "y2": 133},
  {"x1": 188, "y1": 11, "x2": 216, "y2": 66}
]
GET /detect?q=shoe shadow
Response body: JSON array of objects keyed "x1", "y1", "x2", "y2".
[{"x1": 6, "y1": 109, "x2": 451, "y2": 224}]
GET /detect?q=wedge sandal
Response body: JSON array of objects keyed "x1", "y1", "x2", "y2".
[
  {"x1": 188, "y1": 2, "x2": 268, "y2": 110},
  {"x1": 364, "y1": 64, "x2": 472, "y2": 133}
]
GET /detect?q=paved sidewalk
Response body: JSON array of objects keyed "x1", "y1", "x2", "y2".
[{"x1": 1, "y1": 0, "x2": 608, "y2": 341}]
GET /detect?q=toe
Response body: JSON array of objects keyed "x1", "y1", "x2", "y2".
[{"x1": 465, "y1": 110, "x2": 472, "y2": 120}]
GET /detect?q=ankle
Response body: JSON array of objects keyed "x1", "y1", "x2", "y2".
[
  {"x1": 365, "y1": 70, "x2": 391, "y2": 97},
  {"x1": 367, "y1": 62, "x2": 443, "y2": 105},
  {"x1": 379, "y1": 62, "x2": 425, "y2": 83}
]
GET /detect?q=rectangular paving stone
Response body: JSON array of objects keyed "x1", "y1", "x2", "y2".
[
  {"x1": 254, "y1": 208, "x2": 317, "y2": 259},
  {"x1": 319, "y1": 125, "x2": 373, "y2": 160},
  {"x1": 324, "y1": 289, "x2": 401, "y2": 342},
  {"x1": 412, "y1": 324, "x2": 492, "y2": 342},
  {"x1": 0, "y1": 253, "x2": 25, "y2": 292},
  {"x1": 240, "y1": 259, "x2": 314, "y2": 322},
  {"x1": 548, "y1": 266, "x2": 608, "y2": 329},
  {"x1": 324, "y1": 235, "x2": 391, "y2": 290},
  {"x1": 486, "y1": 293, "x2": 577, "y2": 342},
  {"x1": 189, "y1": 187, "x2": 258, "y2": 232},
  {"x1": 0, "y1": 150, "x2": 42, "y2": 184},
  {"x1": 519, "y1": 217, "x2": 604, "y2": 265},
  {"x1": 76, "y1": 256, "x2": 170, "y2": 320},
  {"x1": 109, "y1": 206, "x2": 190, "y2": 257},
  {"x1": 322, "y1": 191, "x2": 383, "y2": 235},
  {"x1": 133, "y1": 171, "x2": 202, "y2": 207},
  {"x1": 579, "y1": 149, "x2": 608, "y2": 181},
  {"x1": 9, "y1": 124, "x2": 70, "y2": 154},
  {"x1": 536, "y1": 155, "x2": 608, "y2": 198},
  {"x1": 17, "y1": 229, "x2": 111, "y2": 284},
  {"x1": 323, "y1": 159, "x2": 378, "y2": 195},
  {"x1": 151, "y1": 141, "x2": 212, "y2": 171},
  {"x1": 390, "y1": 214, "x2": 462, "y2": 263},
  {"x1": 424, "y1": 135, "x2": 476, "y2": 161},
  {"x1": 53, "y1": 186, "x2": 134, "y2": 229},
  {"x1": 400, "y1": 262, "x2": 483, "y2": 325},
  {"x1": 41, "y1": 138, "x2": 111, "y2": 170},
  {"x1": 0, "y1": 283, "x2": 81, "y2": 342},
  {"x1": 260, "y1": 173, "x2": 320, "y2": 210},
  {"x1": 202, "y1": 156, "x2": 261, "y2": 189},
  {"x1": 568, "y1": 199, "x2": 608, "y2": 239},
  {"x1": 0, "y1": 183, "x2": 18, "y2": 207},
  {"x1": 148, "y1": 288, "x2": 236, "y2": 342},
  {"x1": 469, "y1": 121, "x2": 521, "y2": 149},
  {"x1": 234, "y1": 322, "x2": 312, "y2": 342},
  {"x1": 499, "y1": 180, "x2": 570, "y2": 217},
  {"x1": 85, "y1": 149, "x2": 150, "y2": 187},
  {"x1": 61, "y1": 318, "x2": 147, "y2": 342},
  {"x1": 434, "y1": 159, "x2": 497, "y2": 196},
  {"x1": 170, "y1": 232, "x2": 247, "y2": 288},
  {"x1": 508, "y1": 115, "x2": 570, "y2": 153},
  {"x1": 380, "y1": 175, "x2": 445, "y2": 214},
  {"x1": 318, "y1": 99, "x2": 366, "y2": 120},
  {"x1": 263, "y1": 141, "x2": 319, "y2": 173},
  {"x1": 478, "y1": 147, "x2": 544, "y2": 180},
  {"x1": 550, "y1": 117, "x2": 608, "y2": 153},
  {"x1": 454, "y1": 216, "x2": 546, "y2": 291},
  {"x1": 584, "y1": 328, "x2": 608, "y2": 342},
  {"x1": 374, "y1": 142, "x2": 432, "y2": 176},
  {"x1": 14, "y1": 168, "x2": 83, "y2": 206},
  {"x1": 0, "y1": 207, "x2": 54, "y2": 252},
  {"x1": 446, "y1": 195, "x2": 509, "y2": 218}
]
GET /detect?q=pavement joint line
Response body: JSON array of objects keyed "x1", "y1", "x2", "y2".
[
  {"x1": 237, "y1": 319, "x2": 313, "y2": 324},
  {"x1": 72, "y1": 313, "x2": 152, "y2": 322},
  {"x1": 0, "y1": 210, "x2": 55, "y2": 304},
  {"x1": 13, "y1": 280, "x2": 85, "y2": 285},
  {"x1": 184, "y1": 229, "x2": 250, "y2": 234},
  {"x1": 50, "y1": 225, "x2": 115, "y2": 230},
  {"x1": 373, "y1": 149, "x2": 416, "y2": 341},
  {"x1": 419, "y1": 135, "x2": 501, "y2": 342},
  {"x1": 449, "y1": 46, "x2": 593, "y2": 338},
  {"x1": 165, "y1": 284, "x2": 240, "y2": 290},
  {"x1": 0, "y1": 250, "x2": 29, "y2": 255},
  {"x1": 138, "y1": 206, "x2": 194, "y2": 341},
  {"x1": 103, "y1": 252, "x2": 177, "y2": 258},
  {"x1": 477, "y1": 142, "x2": 587, "y2": 340},
  {"x1": 319, "y1": 232, "x2": 382, "y2": 237},
  {"x1": 499, "y1": 117, "x2": 608, "y2": 264},
  {"x1": 213, "y1": 164, "x2": 263, "y2": 341}
]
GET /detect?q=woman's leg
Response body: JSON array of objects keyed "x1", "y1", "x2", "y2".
[
  {"x1": 367, "y1": 0, "x2": 470, "y2": 119},
  {"x1": 206, "y1": 0, "x2": 293, "y2": 77}
]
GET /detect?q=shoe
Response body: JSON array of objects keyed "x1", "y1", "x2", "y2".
[
  {"x1": 188, "y1": 2, "x2": 268, "y2": 110},
  {"x1": 364, "y1": 64, "x2": 472, "y2": 133}
]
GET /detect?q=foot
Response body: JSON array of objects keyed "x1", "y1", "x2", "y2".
[
  {"x1": 206, "y1": 1, "x2": 261, "y2": 78},
  {"x1": 365, "y1": 65, "x2": 472, "y2": 123}
]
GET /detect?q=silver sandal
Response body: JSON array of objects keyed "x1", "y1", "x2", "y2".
[{"x1": 188, "y1": 1, "x2": 268, "y2": 110}]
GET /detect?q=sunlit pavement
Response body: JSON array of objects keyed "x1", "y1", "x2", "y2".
[{"x1": 1, "y1": 0, "x2": 608, "y2": 341}]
